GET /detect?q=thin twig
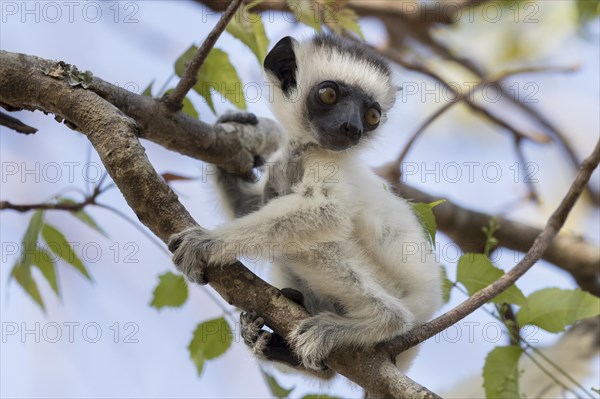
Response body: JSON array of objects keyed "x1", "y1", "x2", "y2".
[
  {"x1": 452, "y1": 282, "x2": 588, "y2": 397},
  {"x1": 0, "y1": 111, "x2": 37, "y2": 134},
  {"x1": 492, "y1": 64, "x2": 579, "y2": 83},
  {"x1": 1, "y1": 184, "x2": 105, "y2": 212},
  {"x1": 522, "y1": 350, "x2": 583, "y2": 399},
  {"x1": 391, "y1": 61, "x2": 568, "y2": 168},
  {"x1": 162, "y1": 0, "x2": 245, "y2": 110},
  {"x1": 423, "y1": 36, "x2": 599, "y2": 205},
  {"x1": 522, "y1": 342, "x2": 593, "y2": 398},
  {"x1": 452, "y1": 283, "x2": 587, "y2": 397},
  {"x1": 393, "y1": 101, "x2": 457, "y2": 168},
  {"x1": 385, "y1": 138, "x2": 600, "y2": 357},
  {"x1": 95, "y1": 203, "x2": 170, "y2": 256},
  {"x1": 513, "y1": 136, "x2": 540, "y2": 203},
  {"x1": 383, "y1": 48, "x2": 550, "y2": 144}
]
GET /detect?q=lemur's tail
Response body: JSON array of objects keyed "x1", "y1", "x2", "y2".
[{"x1": 444, "y1": 317, "x2": 600, "y2": 398}]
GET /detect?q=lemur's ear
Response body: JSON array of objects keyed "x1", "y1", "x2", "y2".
[{"x1": 264, "y1": 36, "x2": 298, "y2": 93}]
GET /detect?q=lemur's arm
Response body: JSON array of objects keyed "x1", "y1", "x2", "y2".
[
  {"x1": 213, "y1": 112, "x2": 266, "y2": 218},
  {"x1": 169, "y1": 180, "x2": 351, "y2": 284},
  {"x1": 215, "y1": 168, "x2": 265, "y2": 218}
]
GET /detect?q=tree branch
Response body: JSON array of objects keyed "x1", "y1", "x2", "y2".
[
  {"x1": 375, "y1": 163, "x2": 600, "y2": 296},
  {"x1": 383, "y1": 138, "x2": 600, "y2": 357},
  {"x1": 420, "y1": 34, "x2": 600, "y2": 205},
  {"x1": 0, "y1": 110, "x2": 37, "y2": 134},
  {"x1": 198, "y1": 0, "x2": 494, "y2": 25},
  {"x1": 89, "y1": 76, "x2": 282, "y2": 175},
  {"x1": 383, "y1": 48, "x2": 551, "y2": 144},
  {"x1": 162, "y1": 0, "x2": 246, "y2": 111}
]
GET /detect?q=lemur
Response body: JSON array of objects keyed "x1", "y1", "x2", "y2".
[{"x1": 169, "y1": 34, "x2": 442, "y2": 376}]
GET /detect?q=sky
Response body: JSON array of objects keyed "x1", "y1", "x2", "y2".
[{"x1": 1, "y1": 1, "x2": 599, "y2": 398}]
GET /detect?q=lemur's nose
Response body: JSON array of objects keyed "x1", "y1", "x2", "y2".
[{"x1": 341, "y1": 122, "x2": 363, "y2": 141}]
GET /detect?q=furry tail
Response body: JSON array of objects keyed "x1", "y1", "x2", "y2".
[{"x1": 444, "y1": 317, "x2": 600, "y2": 398}]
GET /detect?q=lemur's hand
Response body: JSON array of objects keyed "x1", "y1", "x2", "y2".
[
  {"x1": 168, "y1": 227, "x2": 235, "y2": 285},
  {"x1": 216, "y1": 111, "x2": 259, "y2": 126},
  {"x1": 215, "y1": 111, "x2": 266, "y2": 179}
]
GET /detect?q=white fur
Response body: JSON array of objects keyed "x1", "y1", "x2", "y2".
[{"x1": 171, "y1": 35, "x2": 442, "y2": 374}]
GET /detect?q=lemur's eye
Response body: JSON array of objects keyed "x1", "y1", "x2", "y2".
[
  {"x1": 365, "y1": 107, "x2": 381, "y2": 127},
  {"x1": 318, "y1": 85, "x2": 338, "y2": 105}
]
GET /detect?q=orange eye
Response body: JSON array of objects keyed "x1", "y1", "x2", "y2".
[
  {"x1": 318, "y1": 87, "x2": 338, "y2": 105},
  {"x1": 365, "y1": 107, "x2": 381, "y2": 126}
]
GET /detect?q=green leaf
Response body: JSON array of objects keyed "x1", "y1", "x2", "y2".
[
  {"x1": 41, "y1": 223, "x2": 91, "y2": 280},
  {"x1": 482, "y1": 218, "x2": 500, "y2": 257},
  {"x1": 577, "y1": 0, "x2": 600, "y2": 28},
  {"x1": 150, "y1": 272, "x2": 188, "y2": 309},
  {"x1": 57, "y1": 197, "x2": 108, "y2": 237},
  {"x1": 188, "y1": 317, "x2": 233, "y2": 375},
  {"x1": 516, "y1": 288, "x2": 600, "y2": 333},
  {"x1": 457, "y1": 254, "x2": 526, "y2": 306},
  {"x1": 483, "y1": 346, "x2": 523, "y2": 399},
  {"x1": 175, "y1": 46, "x2": 246, "y2": 114},
  {"x1": 324, "y1": 4, "x2": 364, "y2": 40},
  {"x1": 412, "y1": 199, "x2": 445, "y2": 245},
  {"x1": 9, "y1": 211, "x2": 47, "y2": 310},
  {"x1": 261, "y1": 370, "x2": 294, "y2": 399},
  {"x1": 302, "y1": 396, "x2": 341, "y2": 399},
  {"x1": 11, "y1": 263, "x2": 45, "y2": 311},
  {"x1": 32, "y1": 248, "x2": 59, "y2": 295},
  {"x1": 74, "y1": 209, "x2": 108, "y2": 237},
  {"x1": 440, "y1": 266, "x2": 452, "y2": 304},
  {"x1": 20, "y1": 210, "x2": 44, "y2": 268},
  {"x1": 592, "y1": 387, "x2": 600, "y2": 395},
  {"x1": 142, "y1": 80, "x2": 154, "y2": 96},
  {"x1": 287, "y1": 0, "x2": 322, "y2": 31},
  {"x1": 226, "y1": 7, "x2": 270, "y2": 64}
]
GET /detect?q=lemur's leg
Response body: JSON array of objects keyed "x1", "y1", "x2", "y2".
[
  {"x1": 240, "y1": 288, "x2": 304, "y2": 368},
  {"x1": 240, "y1": 289, "x2": 335, "y2": 379},
  {"x1": 215, "y1": 169, "x2": 265, "y2": 218},
  {"x1": 285, "y1": 262, "x2": 418, "y2": 371}
]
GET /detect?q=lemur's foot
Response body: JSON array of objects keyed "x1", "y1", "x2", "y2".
[
  {"x1": 168, "y1": 227, "x2": 234, "y2": 285},
  {"x1": 288, "y1": 313, "x2": 337, "y2": 371},
  {"x1": 216, "y1": 111, "x2": 259, "y2": 126},
  {"x1": 240, "y1": 310, "x2": 302, "y2": 367}
]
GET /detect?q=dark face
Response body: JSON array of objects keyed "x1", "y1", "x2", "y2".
[{"x1": 306, "y1": 80, "x2": 381, "y2": 151}]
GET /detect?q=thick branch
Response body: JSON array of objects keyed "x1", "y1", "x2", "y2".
[
  {"x1": 383, "y1": 139, "x2": 600, "y2": 357},
  {"x1": 0, "y1": 50, "x2": 440, "y2": 399},
  {"x1": 89, "y1": 77, "x2": 282, "y2": 174},
  {"x1": 198, "y1": 0, "x2": 492, "y2": 25}
]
